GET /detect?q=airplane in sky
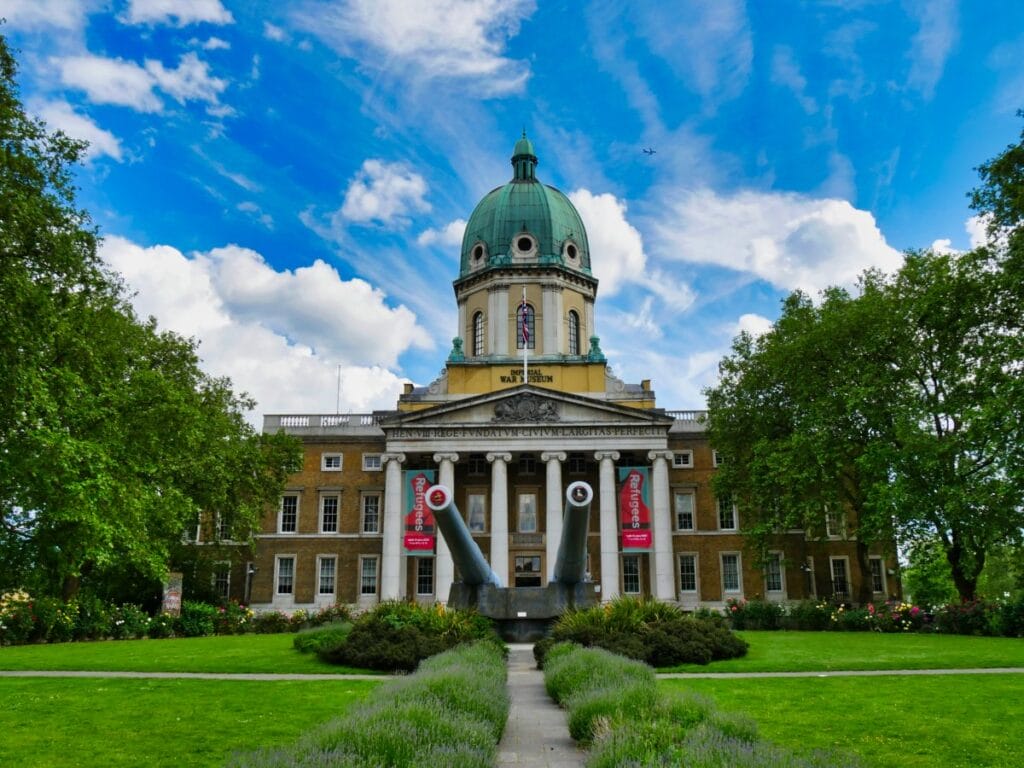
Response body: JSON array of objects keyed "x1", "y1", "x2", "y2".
[{"x1": 642, "y1": 147, "x2": 656, "y2": 155}]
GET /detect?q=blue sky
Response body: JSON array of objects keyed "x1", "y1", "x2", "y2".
[{"x1": 3, "y1": 0, "x2": 1022, "y2": 423}]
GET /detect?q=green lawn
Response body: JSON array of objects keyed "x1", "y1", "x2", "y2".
[
  {"x1": 662, "y1": 630, "x2": 1024, "y2": 672},
  {"x1": 666, "y1": 674, "x2": 1024, "y2": 768},
  {"x1": 0, "y1": 633, "x2": 374, "y2": 674},
  {"x1": 0, "y1": 677, "x2": 376, "y2": 768}
]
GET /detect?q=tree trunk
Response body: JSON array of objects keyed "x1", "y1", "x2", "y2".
[
  {"x1": 61, "y1": 573, "x2": 81, "y2": 602},
  {"x1": 945, "y1": 532, "x2": 983, "y2": 602}
]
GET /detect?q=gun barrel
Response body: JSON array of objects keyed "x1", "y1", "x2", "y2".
[
  {"x1": 425, "y1": 485, "x2": 503, "y2": 588},
  {"x1": 553, "y1": 481, "x2": 594, "y2": 585}
]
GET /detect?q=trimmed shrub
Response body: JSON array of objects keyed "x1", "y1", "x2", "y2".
[
  {"x1": 214, "y1": 602, "x2": 254, "y2": 635},
  {"x1": 829, "y1": 605, "x2": 872, "y2": 632},
  {"x1": 110, "y1": 604, "x2": 151, "y2": 639},
  {"x1": 308, "y1": 604, "x2": 351, "y2": 627},
  {"x1": 783, "y1": 600, "x2": 831, "y2": 631},
  {"x1": 73, "y1": 595, "x2": 112, "y2": 640},
  {"x1": 538, "y1": 598, "x2": 748, "y2": 668},
  {"x1": 177, "y1": 600, "x2": 218, "y2": 637},
  {"x1": 997, "y1": 594, "x2": 1024, "y2": 637},
  {"x1": 230, "y1": 642, "x2": 508, "y2": 768},
  {"x1": 147, "y1": 613, "x2": 176, "y2": 639},
  {"x1": 251, "y1": 610, "x2": 291, "y2": 634},
  {"x1": 293, "y1": 621, "x2": 352, "y2": 655},
  {"x1": 0, "y1": 589, "x2": 36, "y2": 645},
  {"x1": 727, "y1": 598, "x2": 785, "y2": 630}
]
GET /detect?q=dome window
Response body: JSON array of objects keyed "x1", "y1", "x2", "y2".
[
  {"x1": 516, "y1": 235, "x2": 533, "y2": 253},
  {"x1": 472, "y1": 243, "x2": 486, "y2": 262},
  {"x1": 563, "y1": 240, "x2": 580, "y2": 264}
]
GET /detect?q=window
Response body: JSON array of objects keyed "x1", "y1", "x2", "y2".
[
  {"x1": 830, "y1": 557, "x2": 850, "y2": 599},
  {"x1": 825, "y1": 509, "x2": 844, "y2": 538},
  {"x1": 279, "y1": 495, "x2": 298, "y2": 533},
  {"x1": 321, "y1": 453, "x2": 342, "y2": 471},
  {"x1": 568, "y1": 310, "x2": 580, "y2": 355},
  {"x1": 518, "y1": 454, "x2": 536, "y2": 474},
  {"x1": 362, "y1": 453, "x2": 382, "y2": 471},
  {"x1": 673, "y1": 450, "x2": 693, "y2": 469},
  {"x1": 216, "y1": 514, "x2": 231, "y2": 541},
  {"x1": 212, "y1": 562, "x2": 230, "y2": 599},
  {"x1": 568, "y1": 452, "x2": 586, "y2": 474},
  {"x1": 183, "y1": 516, "x2": 201, "y2": 542},
  {"x1": 674, "y1": 491, "x2": 695, "y2": 531},
  {"x1": 721, "y1": 553, "x2": 742, "y2": 594},
  {"x1": 467, "y1": 492, "x2": 487, "y2": 533},
  {"x1": 276, "y1": 556, "x2": 295, "y2": 595},
  {"x1": 514, "y1": 555, "x2": 542, "y2": 587},
  {"x1": 361, "y1": 493, "x2": 381, "y2": 534},
  {"x1": 717, "y1": 495, "x2": 737, "y2": 531},
  {"x1": 318, "y1": 556, "x2": 336, "y2": 595},
  {"x1": 765, "y1": 553, "x2": 784, "y2": 593},
  {"x1": 712, "y1": 450, "x2": 724, "y2": 467},
  {"x1": 320, "y1": 494, "x2": 339, "y2": 533},
  {"x1": 473, "y1": 311, "x2": 485, "y2": 356},
  {"x1": 869, "y1": 557, "x2": 886, "y2": 594},
  {"x1": 467, "y1": 454, "x2": 487, "y2": 475},
  {"x1": 678, "y1": 554, "x2": 698, "y2": 593},
  {"x1": 360, "y1": 556, "x2": 378, "y2": 596},
  {"x1": 516, "y1": 303, "x2": 535, "y2": 350},
  {"x1": 416, "y1": 558, "x2": 434, "y2": 595},
  {"x1": 622, "y1": 555, "x2": 641, "y2": 594},
  {"x1": 517, "y1": 493, "x2": 537, "y2": 533}
]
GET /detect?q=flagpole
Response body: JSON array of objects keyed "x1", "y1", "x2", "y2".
[{"x1": 522, "y1": 284, "x2": 528, "y2": 384}]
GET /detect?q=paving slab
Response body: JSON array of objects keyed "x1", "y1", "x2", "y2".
[{"x1": 497, "y1": 644, "x2": 585, "y2": 768}]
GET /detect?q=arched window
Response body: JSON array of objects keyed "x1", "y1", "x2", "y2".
[
  {"x1": 473, "y1": 311, "x2": 485, "y2": 356},
  {"x1": 568, "y1": 310, "x2": 580, "y2": 355},
  {"x1": 516, "y1": 302, "x2": 535, "y2": 350}
]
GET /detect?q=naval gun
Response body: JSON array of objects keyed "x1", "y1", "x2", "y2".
[{"x1": 424, "y1": 480, "x2": 599, "y2": 641}]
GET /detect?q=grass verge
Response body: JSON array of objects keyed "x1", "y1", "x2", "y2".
[
  {"x1": 0, "y1": 677, "x2": 376, "y2": 768},
  {"x1": 0, "y1": 633, "x2": 375, "y2": 674},
  {"x1": 661, "y1": 631, "x2": 1024, "y2": 673},
  {"x1": 667, "y1": 674, "x2": 1024, "y2": 768}
]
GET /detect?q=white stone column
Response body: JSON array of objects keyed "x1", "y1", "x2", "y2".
[
  {"x1": 648, "y1": 450, "x2": 675, "y2": 600},
  {"x1": 595, "y1": 450, "x2": 620, "y2": 601},
  {"x1": 542, "y1": 284, "x2": 560, "y2": 355},
  {"x1": 489, "y1": 287, "x2": 509, "y2": 356},
  {"x1": 380, "y1": 452, "x2": 406, "y2": 601},
  {"x1": 433, "y1": 452, "x2": 459, "y2": 603},
  {"x1": 487, "y1": 452, "x2": 511, "y2": 586},
  {"x1": 542, "y1": 451, "x2": 566, "y2": 581}
]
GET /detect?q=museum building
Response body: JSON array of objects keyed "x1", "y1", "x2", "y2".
[{"x1": 230, "y1": 135, "x2": 896, "y2": 612}]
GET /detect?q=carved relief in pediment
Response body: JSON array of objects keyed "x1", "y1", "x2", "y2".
[{"x1": 492, "y1": 394, "x2": 560, "y2": 422}]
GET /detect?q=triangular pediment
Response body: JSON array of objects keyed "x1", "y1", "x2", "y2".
[{"x1": 383, "y1": 385, "x2": 673, "y2": 429}]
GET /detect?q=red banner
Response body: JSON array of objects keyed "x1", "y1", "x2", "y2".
[
  {"x1": 403, "y1": 470, "x2": 437, "y2": 553},
  {"x1": 618, "y1": 467, "x2": 652, "y2": 550}
]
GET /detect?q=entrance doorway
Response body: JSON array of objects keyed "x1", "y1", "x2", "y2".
[{"x1": 514, "y1": 554, "x2": 543, "y2": 587}]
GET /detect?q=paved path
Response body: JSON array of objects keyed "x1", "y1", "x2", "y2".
[{"x1": 497, "y1": 644, "x2": 585, "y2": 768}]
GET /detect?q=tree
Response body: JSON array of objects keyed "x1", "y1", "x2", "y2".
[
  {"x1": 706, "y1": 245, "x2": 1023, "y2": 602},
  {"x1": 0, "y1": 34, "x2": 301, "y2": 600}
]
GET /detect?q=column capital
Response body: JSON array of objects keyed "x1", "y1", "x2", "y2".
[
  {"x1": 647, "y1": 450, "x2": 673, "y2": 463},
  {"x1": 541, "y1": 451, "x2": 567, "y2": 463},
  {"x1": 432, "y1": 452, "x2": 460, "y2": 464},
  {"x1": 486, "y1": 452, "x2": 512, "y2": 463},
  {"x1": 381, "y1": 452, "x2": 406, "y2": 465},
  {"x1": 594, "y1": 450, "x2": 620, "y2": 462}
]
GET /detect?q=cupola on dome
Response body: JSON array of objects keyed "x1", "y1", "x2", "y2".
[{"x1": 458, "y1": 132, "x2": 592, "y2": 280}]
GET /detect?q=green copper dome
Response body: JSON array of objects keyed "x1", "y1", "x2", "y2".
[{"x1": 458, "y1": 133, "x2": 592, "y2": 280}]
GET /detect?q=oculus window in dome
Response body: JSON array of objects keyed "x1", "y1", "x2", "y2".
[{"x1": 457, "y1": 133, "x2": 593, "y2": 283}]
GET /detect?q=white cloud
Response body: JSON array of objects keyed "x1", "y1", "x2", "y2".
[
  {"x1": 32, "y1": 99, "x2": 123, "y2": 162},
  {"x1": 569, "y1": 189, "x2": 647, "y2": 297},
  {"x1": 194, "y1": 36, "x2": 231, "y2": 50},
  {"x1": 418, "y1": 218, "x2": 466, "y2": 247},
  {"x1": 966, "y1": 214, "x2": 990, "y2": 249},
  {"x1": 0, "y1": 0, "x2": 91, "y2": 30},
  {"x1": 291, "y1": 0, "x2": 535, "y2": 95},
  {"x1": 237, "y1": 201, "x2": 274, "y2": 229},
  {"x1": 338, "y1": 159, "x2": 431, "y2": 226},
  {"x1": 99, "y1": 235, "x2": 430, "y2": 422},
  {"x1": 121, "y1": 0, "x2": 233, "y2": 27},
  {"x1": 57, "y1": 52, "x2": 229, "y2": 114},
  {"x1": 145, "y1": 52, "x2": 228, "y2": 106},
  {"x1": 57, "y1": 55, "x2": 163, "y2": 111},
  {"x1": 905, "y1": 0, "x2": 957, "y2": 99},
  {"x1": 650, "y1": 188, "x2": 902, "y2": 294},
  {"x1": 263, "y1": 21, "x2": 289, "y2": 42},
  {"x1": 734, "y1": 313, "x2": 773, "y2": 339},
  {"x1": 771, "y1": 46, "x2": 817, "y2": 114}
]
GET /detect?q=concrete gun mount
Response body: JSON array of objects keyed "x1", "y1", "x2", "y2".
[{"x1": 425, "y1": 481, "x2": 600, "y2": 642}]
